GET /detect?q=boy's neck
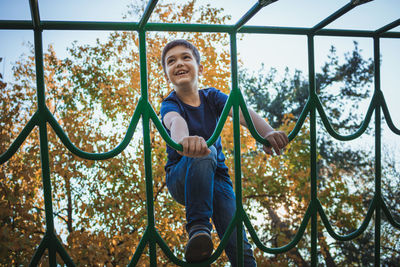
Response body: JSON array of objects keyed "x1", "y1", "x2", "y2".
[{"x1": 175, "y1": 85, "x2": 201, "y2": 107}]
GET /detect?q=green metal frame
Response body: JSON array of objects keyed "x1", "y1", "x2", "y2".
[{"x1": 1, "y1": 0, "x2": 399, "y2": 266}]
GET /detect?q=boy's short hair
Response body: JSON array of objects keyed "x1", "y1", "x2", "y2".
[{"x1": 161, "y1": 39, "x2": 201, "y2": 72}]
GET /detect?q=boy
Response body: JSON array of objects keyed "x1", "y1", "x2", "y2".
[{"x1": 160, "y1": 39, "x2": 288, "y2": 266}]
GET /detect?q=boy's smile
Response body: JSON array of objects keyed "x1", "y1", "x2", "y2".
[{"x1": 164, "y1": 45, "x2": 203, "y2": 92}]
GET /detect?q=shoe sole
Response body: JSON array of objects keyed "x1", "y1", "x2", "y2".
[{"x1": 185, "y1": 232, "x2": 213, "y2": 263}]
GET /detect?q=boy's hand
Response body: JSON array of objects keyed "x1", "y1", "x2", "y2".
[
  {"x1": 178, "y1": 136, "x2": 211, "y2": 158},
  {"x1": 263, "y1": 131, "x2": 289, "y2": 156}
]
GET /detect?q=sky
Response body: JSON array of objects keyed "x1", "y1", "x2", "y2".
[{"x1": 0, "y1": 0, "x2": 399, "y2": 152}]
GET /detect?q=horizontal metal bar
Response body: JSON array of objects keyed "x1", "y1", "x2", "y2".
[
  {"x1": 238, "y1": 25, "x2": 311, "y2": 35},
  {"x1": 316, "y1": 28, "x2": 400, "y2": 38},
  {"x1": 1, "y1": 20, "x2": 400, "y2": 38},
  {"x1": 44, "y1": 21, "x2": 140, "y2": 31},
  {"x1": 145, "y1": 22, "x2": 233, "y2": 33}
]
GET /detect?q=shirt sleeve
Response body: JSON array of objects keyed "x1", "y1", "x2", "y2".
[{"x1": 160, "y1": 99, "x2": 181, "y2": 123}]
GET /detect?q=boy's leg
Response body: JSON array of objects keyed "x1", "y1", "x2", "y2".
[
  {"x1": 166, "y1": 146, "x2": 217, "y2": 231},
  {"x1": 166, "y1": 146, "x2": 218, "y2": 262},
  {"x1": 212, "y1": 175, "x2": 257, "y2": 267}
]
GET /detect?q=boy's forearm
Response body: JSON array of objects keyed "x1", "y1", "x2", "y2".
[
  {"x1": 248, "y1": 108, "x2": 274, "y2": 137},
  {"x1": 230, "y1": 107, "x2": 274, "y2": 136},
  {"x1": 170, "y1": 116, "x2": 190, "y2": 143},
  {"x1": 237, "y1": 108, "x2": 274, "y2": 137}
]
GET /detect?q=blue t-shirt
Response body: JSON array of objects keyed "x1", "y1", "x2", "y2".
[{"x1": 160, "y1": 87, "x2": 230, "y2": 178}]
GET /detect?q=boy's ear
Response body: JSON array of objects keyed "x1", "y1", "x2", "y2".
[{"x1": 198, "y1": 64, "x2": 204, "y2": 75}]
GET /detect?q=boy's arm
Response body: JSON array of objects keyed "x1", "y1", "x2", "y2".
[
  {"x1": 163, "y1": 111, "x2": 211, "y2": 158},
  {"x1": 229, "y1": 107, "x2": 289, "y2": 155}
]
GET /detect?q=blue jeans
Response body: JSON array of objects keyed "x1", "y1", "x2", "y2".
[{"x1": 166, "y1": 146, "x2": 257, "y2": 267}]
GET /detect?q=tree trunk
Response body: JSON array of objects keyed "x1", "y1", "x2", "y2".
[
  {"x1": 266, "y1": 206, "x2": 309, "y2": 267},
  {"x1": 66, "y1": 179, "x2": 73, "y2": 233},
  {"x1": 318, "y1": 232, "x2": 337, "y2": 267}
]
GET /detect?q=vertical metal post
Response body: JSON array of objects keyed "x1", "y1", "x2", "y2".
[
  {"x1": 373, "y1": 36, "x2": 381, "y2": 267},
  {"x1": 33, "y1": 25, "x2": 57, "y2": 266},
  {"x1": 308, "y1": 33, "x2": 318, "y2": 267},
  {"x1": 138, "y1": 29, "x2": 157, "y2": 267},
  {"x1": 230, "y1": 31, "x2": 244, "y2": 267}
]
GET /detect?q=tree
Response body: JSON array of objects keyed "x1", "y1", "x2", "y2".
[
  {"x1": 1, "y1": 1, "x2": 234, "y2": 265},
  {"x1": 0, "y1": 57, "x2": 44, "y2": 265},
  {"x1": 239, "y1": 42, "x2": 400, "y2": 265},
  {"x1": 3, "y1": 1, "x2": 398, "y2": 265}
]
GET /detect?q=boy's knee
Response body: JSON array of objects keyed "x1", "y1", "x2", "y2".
[
  {"x1": 192, "y1": 145, "x2": 217, "y2": 166},
  {"x1": 208, "y1": 145, "x2": 217, "y2": 159}
]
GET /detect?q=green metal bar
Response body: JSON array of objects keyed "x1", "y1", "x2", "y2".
[
  {"x1": 146, "y1": 22, "x2": 234, "y2": 33},
  {"x1": 155, "y1": 213, "x2": 239, "y2": 266},
  {"x1": 0, "y1": 20, "x2": 37, "y2": 29},
  {"x1": 381, "y1": 198, "x2": 400, "y2": 229},
  {"x1": 149, "y1": 103, "x2": 182, "y2": 152},
  {"x1": 234, "y1": 2, "x2": 262, "y2": 31},
  {"x1": 29, "y1": 0, "x2": 41, "y2": 31},
  {"x1": 138, "y1": 0, "x2": 158, "y2": 30},
  {"x1": 243, "y1": 203, "x2": 312, "y2": 253},
  {"x1": 2, "y1": 20, "x2": 400, "y2": 39},
  {"x1": 317, "y1": 197, "x2": 376, "y2": 241},
  {"x1": 29, "y1": 1, "x2": 59, "y2": 265},
  {"x1": 308, "y1": 33, "x2": 318, "y2": 267},
  {"x1": 315, "y1": 92, "x2": 376, "y2": 141},
  {"x1": 375, "y1": 18, "x2": 400, "y2": 35},
  {"x1": 239, "y1": 89, "x2": 310, "y2": 144},
  {"x1": 138, "y1": 29, "x2": 157, "y2": 267},
  {"x1": 29, "y1": 236, "x2": 48, "y2": 266},
  {"x1": 373, "y1": 36, "x2": 381, "y2": 267},
  {"x1": 149, "y1": 92, "x2": 233, "y2": 152},
  {"x1": 351, "y1": 0, "x2": 374, "y2": 6},
  {"x1": 47, "y1": 100, "x2": 142, "y2": 160},
  {"x1": 205, "y1": 94, "x2": 233, "y2": 147},
  {"x1": 230, "y1": 31, "x2": 244, "y2": 267},
  {"x1": 2, "y1": 1, "x2": 400, "y2": 266},
  {"x1": 313, "y1": 29, "x2": 400, "y2": 38},
  {"x1": 312, "y1": 2, "x2": 355, "y2": 33},
  {"x1": 55, "y1": 234, "x2": 76, "y2": 266},
  {"x1": 49, "y1": 244, "x2": 57, "y2": 266},
  {"x1": 0, "y1": 111, "x2": 39, "y2": 164},
  {"x1": 128, "y1": 229, "x2": 150, "y2": 267},
  {"x1": 43, "y1": 21, "x2": 140, "y2": 31},
  {"x1": 380, "y1": 91, "x2": 400, "y2": 135}
]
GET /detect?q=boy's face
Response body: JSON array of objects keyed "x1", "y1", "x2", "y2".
[{"x1": 164, "y1": 45, "x2": 203, "y2": 90}]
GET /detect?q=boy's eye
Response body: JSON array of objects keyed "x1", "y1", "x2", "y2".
[{"x1": 167, "y1": 59, "x2": 175, "y2": 65}]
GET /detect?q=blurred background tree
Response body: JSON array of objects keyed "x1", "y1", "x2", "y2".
[{"x1": 1, "y1": 0, "x2": 399, "y2": 265}]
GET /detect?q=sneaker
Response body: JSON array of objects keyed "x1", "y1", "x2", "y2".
[{"x1": 184, "y1": 224, "x2": 213, "y2": 263}]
